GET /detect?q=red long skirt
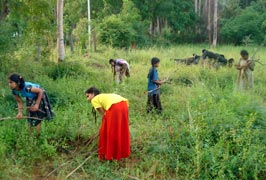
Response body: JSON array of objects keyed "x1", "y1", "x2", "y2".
[{"x1": 98, "y1": 101, "x2": 130, "y2": 160}]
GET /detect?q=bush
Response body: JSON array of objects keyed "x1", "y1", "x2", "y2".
[
  {"x1": 99, "y1": 15, "x2": 133, "y2": 48},
  {"x1": 220, "y1": 8, "x2": 264, "y2": 45},
  {"x1": 47, "y1": 61, "x2": 87, "y2": 80}
]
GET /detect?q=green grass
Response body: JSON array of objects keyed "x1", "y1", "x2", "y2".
[{"x1": 0, "y1": 45, "x2": 266, "y2": 179}]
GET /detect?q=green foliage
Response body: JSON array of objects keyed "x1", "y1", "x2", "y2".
[
  {"x1": 47, "y1": 61, "x2": 87, "y2": 80},
  {"x1": 1, "y1": 43, "x2": 266, "y2": 179},
  {"x1": 98, "y1": 0, "x2": 143, "y2": 48},
  {"x1": 221, "y1": 7, "x2": 265, "y2": 45},
  {"x1": 72, "y1": 18, "x2": 89, "y2": 50},
  {"x1": 99, "y1": 15, "x2": 133, "y2": 48},
  {"x1": 0, "y1": 20, "x2": 16, "y2": 53}
]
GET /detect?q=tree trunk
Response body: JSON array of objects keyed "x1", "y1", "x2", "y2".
[
  {"x1": 68, "y1": 27, "x2": 74, "y2": 53},
  {"x1": 195, "y1": 0, "x2": 201, "y2": 39},
  {"x1": 212, "y1": 0, "x2": 218, "y2": 47},
  {"x1": 93, "y1": 30, "x2": 97, "y2": 52},
  {"x1": 57, "y1": 0, "x2": 65, "y2": 62},
  {"x1": 156, "y1": 16, "x2": 160, "y2": 34},
  {"x1": 0, "y1": 0, "x2": 9, "y2": 20},
  {"x1": 207, "y1": 0, "x2": 212, "y2": 44},
  {"x1": 149, "y1": 22, "x2": 154, "y2": 35},
  {"x1": 195, "y1": 0, "x2": 198, "y2": 13},
  {"x1": 199, "y1": 0, "x2": 201, "y2": 16}
]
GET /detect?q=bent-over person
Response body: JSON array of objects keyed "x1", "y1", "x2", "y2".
[
  {"x1": 8, "y1": 73, "x2": 54, "y2": 134},
  {"x1": 85, "y1": 87, "x2": 130, "y2": 161},
  {"x1": 109, "y1": 59, "x2": 130, "y2": 83}
]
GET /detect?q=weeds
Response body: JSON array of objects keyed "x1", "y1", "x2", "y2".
[{"x1": 0, "y1": 45, "x2": 266, "y2": 179}]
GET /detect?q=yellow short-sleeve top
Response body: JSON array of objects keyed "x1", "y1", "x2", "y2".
[{"x1": 91, "y1": 93, "x2": 128, "y2": 111}]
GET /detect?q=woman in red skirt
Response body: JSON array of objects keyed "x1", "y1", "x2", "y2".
[{"x1": 85, "y1": 87, "x2": 130, "y2": 160}]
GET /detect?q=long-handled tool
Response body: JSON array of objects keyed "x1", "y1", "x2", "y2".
[
  {"x1": 144, "y1": 86, "x2": 161, "y2": 94},
  {"x1": 0, "y1": 116, "x2": 44, "y2": 121}
]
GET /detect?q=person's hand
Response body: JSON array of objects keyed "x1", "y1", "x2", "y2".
[
  {"x1": 30, "y1": 104, "x2": 39, "y2": 112},
  {"x1": 16, "y1": 112, "x2": 23, "y2": 119}
]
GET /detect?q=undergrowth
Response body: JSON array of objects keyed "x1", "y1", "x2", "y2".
[{"x1": 0, "y1": 45, "x2": 266, "y2": 179}]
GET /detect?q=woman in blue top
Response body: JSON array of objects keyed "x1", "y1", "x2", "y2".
[
  {"x1": 8, "y1": 73, "x2": 54, "y2": 133},
  {"x1": 146, "y1": 57, "x2": 165, "y2": 113}
]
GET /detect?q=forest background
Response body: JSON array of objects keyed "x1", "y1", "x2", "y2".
[{"x1": 0, "y1": 0, "x2": 266, "y2": 179}]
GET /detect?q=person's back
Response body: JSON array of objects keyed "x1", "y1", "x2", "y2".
[{"x1": 109, "y1": 58, "x2": 130, "y2": 83}]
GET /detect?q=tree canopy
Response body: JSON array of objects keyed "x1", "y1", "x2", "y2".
[{"x1": 0, "y1": 0, "x2": 265, "y2": 56}]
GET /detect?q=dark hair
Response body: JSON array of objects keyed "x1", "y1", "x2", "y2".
[
  {"x1": 85, "y1": 86, "x2": 100, "y2": 123},
  {"x1": 202, "y1": 49, "x2": 206, "y2": 53},
  {"x1": 9, "y1": 73, "x2": 25, "y2": 89},
  {"x1": 151, "y1": 57, "x2": 160, "y2": 65},
  {"x1": 109, "y1": 59, "x2": 115, "y2": 64},
  {"x1": 240, "y1": 50, "x2": 249, "y2": 56},
  {"x1": 85, "y1": 86, "x2": 100, "y2": 96}
]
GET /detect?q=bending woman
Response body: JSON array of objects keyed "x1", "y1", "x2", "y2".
[
  {"x1": 85, "y1": 87, "x2": 130, "y2": 160},
  {"x1": 8, "y1": 73, "x2": 54, "y2": 133}
]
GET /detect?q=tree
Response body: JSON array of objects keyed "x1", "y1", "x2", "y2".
[
  {"x1": 57, "y1": 0, "x2": 65, "y2": 62},
  {"x1": 207, "y1": 0, "x2": 212, "y2": 43},
  {"x1": 220, "y1": 7, "x2": 264, "y2": 45},
  {"x1": 212, "y1": 0, "x2": 218, "y2": 47}
]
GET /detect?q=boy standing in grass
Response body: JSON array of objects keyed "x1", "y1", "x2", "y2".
[
  {"x1": 146, "y1": 57, "x2": 165, "y2": 113},
  {"x1": 235, "y1": 50, "x2": 255, "y2": 91}
]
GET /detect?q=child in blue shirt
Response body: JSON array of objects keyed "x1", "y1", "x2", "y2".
[
  {"x1": 8, "y1": 73, "x2": 54, "y2": 133},
  {"x1": 146, "y1": 57, "x2": 165, "y2": 113}
]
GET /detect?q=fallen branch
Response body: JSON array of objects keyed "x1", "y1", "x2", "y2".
[
  {"x1": 0, "y1": 116, "x2": 44, "y2": 121},
  {"x1": 145, "y1": 161, "x2": 158, "y2": 179},
  {"x1": 65, "y1": 149, "x2": 98, "y2": 179},
  {"x1": 43, "y1": 133, "x2": 98, "y2": 179},
  {"x1": 113, "y1": 172, "x2": 140, "y2": 180},
  {"x1": 41, "y1": 160, "x2": 72, "y2": 180}
]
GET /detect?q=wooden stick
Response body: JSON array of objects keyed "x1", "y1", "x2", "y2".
[
  {"x1": 113, "y1": 172, "x2": 140, "y2": 180},
  {"x1": 16, "y1": 107, "x2": 46, "y2": 114},
  {"x1": 144, "y1": 87, "x2": 161, "y2": 94},
  {"x1": 41, "y1": 160, "x2": 72, "y2": 180},
  {"x1": 43, "y1": 134, "x2": 98, "y2": 179},
  {"x1": 65, "y1": 150, "x2": 97, "y2": 179},
  {"x1": 0, "y1": 116, "x2": 44, "y2": 121}
]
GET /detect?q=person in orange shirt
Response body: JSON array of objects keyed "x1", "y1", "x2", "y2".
[{"x1": 85, "y1": 86, "x2": 130, "y2": 161}]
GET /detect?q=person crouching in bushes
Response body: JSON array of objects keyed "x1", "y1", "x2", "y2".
[
  {"x1": 146, "y1": 57, "x2": 165, "y2": 113},
  {"x1": 8, "y1": 73, "x2": 54, "y2": 134},
  {"x1": 85, "y1": 86, "x2": 130, "y2": 161}
]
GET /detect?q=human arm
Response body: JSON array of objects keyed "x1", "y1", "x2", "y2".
[
  {"x1": 96, "y1": 107, "x2": 106, "y2": 116},
  {"x1": 247, "y1": 60, "x2": 255, "y2": 71},
  {"x1": 29, "y1": 87, "x2": 43, "y2": 112},
  {"x1": 237, "y1": 60, "x2": 254, "y2": 71},
  {"x1": 152, "y1": 79, "x2": 164, "y2": 85},
  {"x1": 15, "y1": 95, "x2": 23, "y2": 119}
]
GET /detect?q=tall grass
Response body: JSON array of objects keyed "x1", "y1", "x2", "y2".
[{"x1": 0, "y1": 45, "x2": 265, "y2": 179}]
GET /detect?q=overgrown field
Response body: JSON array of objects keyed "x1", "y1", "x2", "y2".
[{"x1": 0, "y1": 45, "x2": 266, "y2": 179}]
